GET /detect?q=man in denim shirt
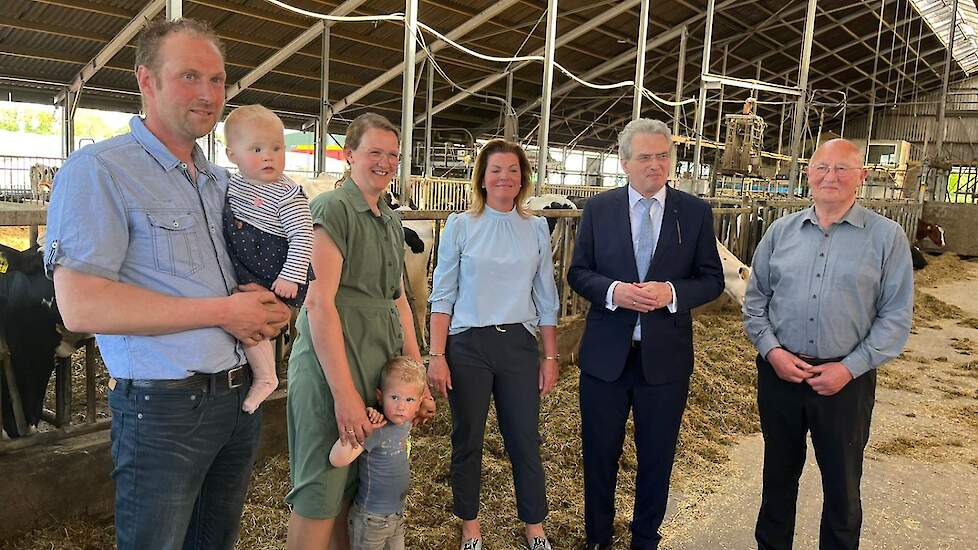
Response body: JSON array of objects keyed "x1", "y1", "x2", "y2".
[{"x1": 44, "y1": 18, "x2": 289, "y2": 550}]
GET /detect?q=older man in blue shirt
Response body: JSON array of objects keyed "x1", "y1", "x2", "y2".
[
  {"x1": 743, "y1": 138, "x2": 914, "y2": 550},
  {"x1": 44, "y1": 18, "x2": 289, "y2": 550}
]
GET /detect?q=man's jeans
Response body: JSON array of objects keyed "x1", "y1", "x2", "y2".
[
  {"x1": 348, "y1": 502, "x2": 406, "y2": 550},
  {"x1": 108, "y1": 379, "x2": 261, "y2": 550}
]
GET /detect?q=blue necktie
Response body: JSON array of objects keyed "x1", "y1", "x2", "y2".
[{"x1": 636, "y1": 197, "x2": 657, "y2": 281}]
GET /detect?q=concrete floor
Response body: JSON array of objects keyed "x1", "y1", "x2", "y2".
[
  {"x1": 660, "y1": 267, "x2": 978, "y2": 550},
  {"x1": 664, "y1": 434, "x2": 976, "y2": 550}
]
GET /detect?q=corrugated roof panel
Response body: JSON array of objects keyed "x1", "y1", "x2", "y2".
[{"x1": 911, "y1": 0, "x2": 978, "y2": 74}]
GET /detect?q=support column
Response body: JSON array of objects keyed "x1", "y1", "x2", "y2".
[
  {"x1": 425, "y1": 59, "x2": 434, "y2": 179},
  {"x1": 317, "y1": 27, "x2": 330, "y2": 176},
  {"x1": 504, "y1": 71, "x2": 517, "y2": 142},
  {"x1": 933, "y1": 0, "x2": 959, "y2": 201},
  {"x1": 599, "y1": 151, "x2": 606, "y2": 186},
  {"x1": 165, "y1": 0, "x2": 181, "y2": 20},
  {"x1": 632, "y1": 0, "x2": 652, "y2": 120},
  {"x1": 840, "y1": 87, "x2": 847, "y2": 138},
  {"x1": 536, "y1": 0, "x2": 560, "y2": 193},
  {"x1": 399, "y1": 0, "x2": 419, "y2": 203},
  {"x1": 673, "y1": 25, "x2": 688, "y2": 136},
  {"x1": 815, "y1": 107, "x2": 825, "y2": 148},
  {"x1": 61, "y1": 91, "x2": 76, "y2": 157},
  {"x1": 206, "y1": 131, "x2": 216, "y2": 161},
  {"x1": 787, "y1": 0, "x2": 818, "y2": 190},
  {"x1": 776, "y1": 75, "x2": 788, "y2": 176},
  {"x1": 752, "y1": 60, "x2": 762, "y2": 99},
  {"x1": 865, "y1": 0, "x2": 886, "y2": 163},
  {"x1": 692, "y1": 0, "x2": 716, "y2": 179},
  {"x1": 714, "y1": 44, "x2": 728, "y2": 142}
]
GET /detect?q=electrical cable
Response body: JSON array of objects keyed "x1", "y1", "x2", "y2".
[{"x1": 262, "y1": 0, "x2": 698, "y2": 108}]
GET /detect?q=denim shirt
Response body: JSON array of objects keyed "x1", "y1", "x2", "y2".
[{"x1": 44, "y1": 116, "x2": 244, "y2": 379}]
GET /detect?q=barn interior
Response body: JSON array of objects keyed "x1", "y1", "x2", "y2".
[{"x1": 2, "y1": 1, "x2": 978, "y2": 548}]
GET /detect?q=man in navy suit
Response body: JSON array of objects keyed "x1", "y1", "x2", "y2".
[{"x1": 568, "y1": 119, "x2": 724, "y2": 549}]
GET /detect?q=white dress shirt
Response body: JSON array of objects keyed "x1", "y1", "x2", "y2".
[{"x1": 604, "y1": 184, "x2": 678, "y2": 341}]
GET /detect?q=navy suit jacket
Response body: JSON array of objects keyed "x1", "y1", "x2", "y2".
[{"x1": 567, "y1": 185, "x2": 724, "y2": 385}]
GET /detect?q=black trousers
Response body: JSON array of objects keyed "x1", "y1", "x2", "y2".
[
  {"x1": 579, "y1": 345, "x2": 688, "y2": 550},
  {"x1": 446, "y1": 324, "x2": 548, "y2": 524},
  {"x1": 755, "y1": 354, "x2": 877, "y2": 550}
]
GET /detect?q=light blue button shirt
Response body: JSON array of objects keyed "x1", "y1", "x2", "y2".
[
  {"x1": 605, "y1": 184, "x2": 677, "y2": 340},
  {"x1": 44, "y1": 116, "x2": 244, "y2": 379},
  {"x1": 743, "y1": 203, "x2": 914, "y2": 378},
  {"x1": 429, "y1": 206, "x2": 560, "y2": 335}
]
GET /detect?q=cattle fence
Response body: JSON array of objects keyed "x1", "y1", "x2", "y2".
[
  {"x1": 389, "y1": 178, "x2": 610, "y2": 210},
  {"x1": 0, "y1": 155, "x2": 64, "y2": 203},
  {"x1": 0, "y1": 195, "x2": 922, "y2": 450}
]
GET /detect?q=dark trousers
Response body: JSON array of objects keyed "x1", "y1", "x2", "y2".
[
  {"x1": 755, "y1": 354, "x2": 877, "y2": 550},
  {"x1": 580, "y1": 346, "x2": 689, "y2": 549},
  {"x1": 446, "y1": 325, "x2": 548, "y2": 524},
  {"x1": 108, "y1": 378, "x2": 261, "y2": 550}
]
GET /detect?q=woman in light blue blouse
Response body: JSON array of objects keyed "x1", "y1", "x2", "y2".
[{"x1": 427, "y1": 139, "x2": 561, "y2": 550}]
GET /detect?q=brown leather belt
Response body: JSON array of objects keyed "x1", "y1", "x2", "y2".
[{"x1": 795, "y1": 353, "x2": 844, "y2": 366}]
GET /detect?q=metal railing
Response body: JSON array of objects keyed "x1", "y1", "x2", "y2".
[
  {"x1": 0, "y1": 155, "x2": 64, "y2": 203},
  {"x1": 390, "y1": 177, "x2": 616, "y2": 210}
]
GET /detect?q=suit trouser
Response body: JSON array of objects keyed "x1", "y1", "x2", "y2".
[
  {"x1": 446, "y1": 324, "x2": 548, "y2": 523},
  {"x1": 755, "y1": 354, "x2": 877, "y2": 550},
  {"x1": 579, "y1": 345, "x2": 689, "y2": 549}
]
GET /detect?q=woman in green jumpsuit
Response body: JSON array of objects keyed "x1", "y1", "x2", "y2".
[{"x1": 285, "y1": 113, "x2": 434, "y2": 549}]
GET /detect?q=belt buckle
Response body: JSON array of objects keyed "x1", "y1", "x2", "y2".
[{"x1": 227, "y1": 366, "x2": 245, "y2": 389}]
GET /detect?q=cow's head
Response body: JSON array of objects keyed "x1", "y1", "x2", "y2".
[{"x1": 915, "y1": 220, "x2": 945, "y2": 248}]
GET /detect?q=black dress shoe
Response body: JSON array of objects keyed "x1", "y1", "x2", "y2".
[{"x1": 582, "y1": 543, "x2": 612, "y2": 550}]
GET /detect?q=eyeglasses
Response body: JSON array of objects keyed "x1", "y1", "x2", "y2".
[
  {"x1": 810, "y1": 164, "x2": 856, "y2": 177},
  {"x1": 634, "y1": 153, "x2": 670, "y2": 163}
]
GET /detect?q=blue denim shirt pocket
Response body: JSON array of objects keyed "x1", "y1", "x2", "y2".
[{"x1": 145, "y1": 211, "x2": 203, "y2": 277}]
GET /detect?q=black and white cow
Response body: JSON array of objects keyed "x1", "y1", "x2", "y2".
[
  {"x1": 392, "y1": 202, "x2": 435, "y2": 349},
  {"x1": 526, "y1": 194, "x2": 578, "y2": 234},
  {"x1": 0, "y1": 244, "x2": 60, "y2": 437}
]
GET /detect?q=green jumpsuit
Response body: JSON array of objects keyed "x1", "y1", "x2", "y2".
[{"x1": 286, "y1": 178, "x2": 406, "y2": 519}]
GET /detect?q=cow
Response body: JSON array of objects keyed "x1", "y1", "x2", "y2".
[
  {"x1": 916, "y1": 220, "x2": 945, "y2": 248},
  {"x1": 28, "y1": 163, "x2": 59, "y2": 197},
  {"x1": 526, "y1": 194, "x2": 577, "y2": 234},
  {"x1": 715, "y1": 239, "x2": 751, "y2": 306},
  {"x1": 568, "y1": 195, "x2": 590, "y2": 210},
  {"x1": 395, "y1": 206, "x2": 435, "y2": 350},
  {"x1": 692, "y1": 240, "x2": 751, "y2": 314},
  {"x1": 0, "y1": 243, "x2": 60, "y2": 437},
  {"x1": 911, "y1": 220, "x2": 946, "y2": 270},
  {"x1": 292, "y1": 173, "x2": 344, "y2": 200}
]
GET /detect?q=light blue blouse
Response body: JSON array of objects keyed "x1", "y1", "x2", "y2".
[{"x1": 429, "y1": 205, "x2": 561, "y2": 335}]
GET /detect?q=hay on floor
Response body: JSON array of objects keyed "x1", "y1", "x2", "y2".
[{"x1": 4, "y1": 310, "x2": 760, "y2": 550}]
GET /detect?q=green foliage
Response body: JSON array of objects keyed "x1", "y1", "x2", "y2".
[
  {"x1": 0, "y1": 107, "x2": 55, "y2": 133},
  {"x1": 947, "y1": 171, "x2": 977, "y2": 203},
  {"x1": 74, "y1": 111, "x2": 129, "y2": 141},
  {"x1": 0, "y1": 105, "x2": 129, "y2": 140}
]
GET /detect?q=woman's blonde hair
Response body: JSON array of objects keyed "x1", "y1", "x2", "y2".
[{"x1": 468, "y1": 139, "x2": 533, "y2": 217}]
